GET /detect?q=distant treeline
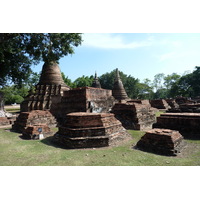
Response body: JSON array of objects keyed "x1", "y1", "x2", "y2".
[{"x1": 1, "y1": 67, "x2": 200, "y2": 104}]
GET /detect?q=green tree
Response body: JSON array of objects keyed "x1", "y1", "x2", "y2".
[
  {"x1": 153, "y1": 73, "x2": 165, "y2": 91},
  {"x1": 0, "y1": 33, "x2": 82, "y2": 87},
  {"x1": 137, "y1": 79, "x2": 154, "y2": 99},
  {"x1": 164, "y1": 73, "x2": 181, "y2": 90},
  {"x1": 74, "y1": 75, "x2": 94, "y2": 88},
  {"x1": 61, "y1": 72, "x2": 76, "y2": 88}
]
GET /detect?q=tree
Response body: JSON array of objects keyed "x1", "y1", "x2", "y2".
[
  {"x1": 61, "y1": 72, "x2": 76, "y2": 88},
  {"x1": 73, "y1": 75, "x2": 94, "y2": 88},
  {"x1": 0, "y1": 71, "x2": 40, "y2": 104},
  {"x1": 137, "y1": 79, "x2": 154, "y2": 99},
  {"x1": 164, "y1": 73, "x2": 181, "y2": 90},
  {"x1": 0, "y1": 33, "x2": 82, "y2": 87},
  {"x1": 153, "y1": 73, "x2": 165, "y2": 92}
]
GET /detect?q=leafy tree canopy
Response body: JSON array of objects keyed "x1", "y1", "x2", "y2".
[{"x1": 0, "y1": 33, "x2": 82, "y2": 87}]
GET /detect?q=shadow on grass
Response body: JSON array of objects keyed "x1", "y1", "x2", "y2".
[
  {"x1": 132, "y1": 145, "x2": 177, "y2": 157},
  {"x1": 41, "y1": 136, "x2": 72, "y2": 150}
]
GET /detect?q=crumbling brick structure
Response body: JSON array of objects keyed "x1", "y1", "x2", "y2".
[
  {"x1": 0, "y1": 117, "x2": 11, "y2": 126},
  {"x1": 112, "y1": 68, "x2": 129, "y2": 101},
  {"x1": 112, "y1": 102, "x2": 156, "y2": 130},
  {"x1": 21, "y1": 62, "x2": 70, "y2": 112},
  {"x1": 150, "y1": 99, "x2": 171, "y2": 110},
  {"x1": 53, "y1": 112, "x2": 131, "y2": 148},
  {"x1": 12, "y1": 110, "x2": 57, "y2": 134},
  {"x1": 153, "y1": 113, "x2": 200, "y2": 138},
  {"x1": 136, "y1": 128, "x2": 185, "y2": 156},
  {"x1": 51, "y1": 87, "x2": 115, "y2": 124}
]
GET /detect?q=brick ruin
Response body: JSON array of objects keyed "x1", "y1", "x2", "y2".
[
  {"x1": 50, "y1": 87, "x2": 115, "y2": 125},
  {"x1": 153, "y1": 113, "x2": 200, "y2": 138},
  {"x1": 112, "y1": 102, "x2": 156, "y2": 130},
  {"x1": 136, "y1": 128, "x2": 185, "y2": 156},
  {"x1": 166, "y1": 99, "x2": 179, "y2": 110},
  {"x1": 53, "y1": 112, "x2": 131, "y2": 148},
  {"x1": 21, "y1": 62, "x2": 70, "y2": 112},
  {"x1": 150, "y1": 99, "x2": 171, "y2": 110},
  {"x1": 12, "y1": 110, "x2": 57, "y2": 138},
  {"x1": 112, "y1": 68, "x2": 130, "y2": 101}
]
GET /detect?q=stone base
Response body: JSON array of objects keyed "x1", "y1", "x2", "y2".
[
  {"x1": 53, "y1": 112, "x2": 131, "y2": 149},
  {"x1": 112, "y1": 102, "x2": 156, "y2": 130},
  {"x1": 136, "y1": 129, "x2": 185, "y2": 156},
  {"x1": 22, "y1": 124, "x2": 53, "y2": 139},
  {"x1": 0, "y1": 117, "x2": 10, "y2": 126},
  {"x1": 12, "y1": 110, "x2": 57, "y2": 133},
  {"x1": 153, "y1": 113, "x2": 200, "y2": 138},
  {"x1": 150, "y1": 99, "x2": 171, "y2": 110}
]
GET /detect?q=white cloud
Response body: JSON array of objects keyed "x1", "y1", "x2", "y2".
[{"x1": 82, "y1": 33, "x2": 152, "y2": 49}]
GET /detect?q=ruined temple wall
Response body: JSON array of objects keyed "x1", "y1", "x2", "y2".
[
  {"x1": 51, "y1": 87, "x2": 115, "y2": 124},
  {"x1": 150, "y1": 99, "x2": 171, "y2": 110},
  {"x1": 153, "y1": 113, "x2": 200, "y2": 138},
  {"x1": 112, "y1": 102, "x2": 156, "y2": 130}
]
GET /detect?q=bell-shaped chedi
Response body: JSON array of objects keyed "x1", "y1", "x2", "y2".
[
  {"x1": 20, "y1": 61, "x2": 70, "y2": 112},
  {"x1": 39, "y1": 61, "x2": 66, "y2": 86},
  {"x1": 91, "y1": 72, "x2": 101, "y2": 88},
  {"x1": 112, "y1": 68, "x2": 129, "y2": 101}
]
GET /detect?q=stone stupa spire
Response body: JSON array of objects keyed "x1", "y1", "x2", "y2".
[
  {"x1": 112, "y1": 68, "x2": 129, "y2": 101},
  {"x1": 91, "y1": 71, "x2": 101, "y2": 88}
]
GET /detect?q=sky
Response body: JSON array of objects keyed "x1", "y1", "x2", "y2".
[{"x1": 32, "y1": 33, "x2": 200, "y2": 82}]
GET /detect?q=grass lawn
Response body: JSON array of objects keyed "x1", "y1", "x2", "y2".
[{"x1": 0, "y1": 127, "x2": 200, "y2": 166}]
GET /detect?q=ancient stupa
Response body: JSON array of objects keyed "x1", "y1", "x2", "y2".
[
  {"x1": 112, "y1": 68, "x2": 129, "y2": 101},
  {"x1": 21, "y1": 61, "x2": 70, "y2": 112},
  {"x1": 91, "y1": 72, "x2": 101, "y2": 88}
]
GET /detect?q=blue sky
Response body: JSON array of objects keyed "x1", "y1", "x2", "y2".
[{"x1": 32, "y1": 33, "x2": 200, "y2": 82}]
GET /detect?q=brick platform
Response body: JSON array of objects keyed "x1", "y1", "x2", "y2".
[
  {"x1": 153, "y1": 113, "x2": 200, "y2": 138},
  {"x1": 51, "y1": 87, "x2": 115, "y2": 125},
  {"x1": 112, "y1": 102, "x2": 156, "y2": 130},
  {"x1": 0, "y1": 117, "x2": 10, "y2": 126},
  {"x1": 136, "y1": 128, "x2": 185, "y2": 156},
  {"x1": 22, "y1": 124, "x2": 52, "y2": 139},
  {"x1": 12, "y1": 110, "x2": 57, "y2": 134},
  {"x1": 53, "y1": 112, "x2": 131, "y2": 149},
  {"x1": 150, "y1": 99, "x2": 171, "y2": 110}
]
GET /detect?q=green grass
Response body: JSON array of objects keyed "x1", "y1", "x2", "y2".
[
  {"x1": 0, "y1": 128, "x2": 200, "y2": 166},
  {"x1": 5, "y1": 108, "x2": 20, "y2": 113}
]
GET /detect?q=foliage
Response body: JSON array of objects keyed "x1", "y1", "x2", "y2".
[
  {"x1": 0, "y1": 85, "x2": 28, "y2": 104},
  {"x1": 0, "y1": 72, "x2": 40, "y2": 104},
  {"x1": 0, "y1": 33, "x2": 82, "y2": 86},
  {"x1": 136, "y1": 79, "x2": 154, "y2": 99},
  {"x1": 61, "y1": 72, "x2": 76, "y2": 88},
  {"x1": 73, "y1": 75, "x2": 94, "y2": 88}
]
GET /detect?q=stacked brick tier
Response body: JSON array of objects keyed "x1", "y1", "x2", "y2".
[
  {"x1": 112, "y1": 102, "x2": 156, "y2": 130},
  {"x1": 20, "y1": 62, "x2": 70, "y2": 112},
  {"x1": 22, "y1": 124, "x2": 52, "y2": 139},
  {"x1": 53, "y1": 112, "x2": 131, "y2": 148},
  {"x1": 21, "y1": 84, "x2": 64, "y2": 112},
  {"x1": 136, "y1": 128, "x2": 184, "y2": 156},
  {"x1": 179, "y1": 103, "x2": 200, "y2": 113},
  {"x1": 12, "y1": 110, "x2": 57, "y2": 134},
  {"x1": 112, "y1": 69, "x2": 129, "y2": 101},
  {"x1": 150, "y1": 99, "x2": 171, "y2": 110},
  {"x1": 153, "y1": 113, "x2": 200, "y2": 138},
  {"x1": 51, "y1": 87, "x2": 115, "y2": 124}
]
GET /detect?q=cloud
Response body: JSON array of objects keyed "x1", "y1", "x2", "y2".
[{"x1": 82, "y1": 33, "x2": 152, "y2": 49}]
